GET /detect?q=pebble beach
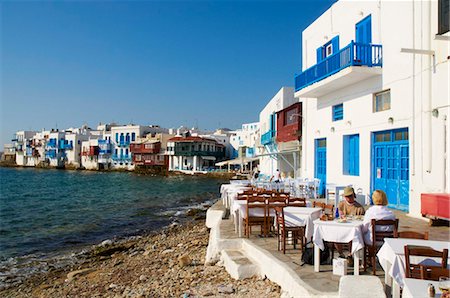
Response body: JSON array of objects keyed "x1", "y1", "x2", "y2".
[{"x1": 0, "y1": 220, "x2": 281, "y2": 298}]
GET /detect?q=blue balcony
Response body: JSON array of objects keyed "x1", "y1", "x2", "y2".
[
  {"x1": 295, "y1": 42, "x2": 382, "y2": 96},
  {"x1": 45, "y1": 150, "x2": 57, "y2": 159},
  {"x1": 60, "y1": 143, "x2": 73, "y2": 150},
  {"x1": 112, "y1": 154, "x2": 132, "y2": 162},
  {"x1": 47, "y1": 140, "x2": 57, "y2": 148},
  {"x1": 118, "y1": 140, "x2": 130, "y2": 147},
  {"x1": 261, "y1": 130, "x2": 275, "y2": 145}
]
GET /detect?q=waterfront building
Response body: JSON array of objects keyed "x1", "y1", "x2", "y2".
[
  {"x1": 80, "y1": 139, "x2": 100, "y2": 170},
  {"x1": 45, "y1": 130, "x2": 67, "y2": 168},
  {"x1": 130, "y1": 132, "x2": 174, "y2": 172},
  {"x1": 258, "y1": 87, "x2": 297, "y2": 178},
  {"x1": 13, "y1": 131, "x2": 38, "y2": 167},
  {"x1": 295, "y1": 0, "x2": 449, "y2": 217},
  {"x1": 65, "y1": 126, "x2": 94, "y2": 169},
  {"x1": 230, "y1": 122, "x2": 260, "y2": 159},
  {"x1": 110, "y1": 125, "x2": 168, "y2": 170},
  {"x1": 166, "y1": 134, "x2": 226, "y2": 173},
  {"x1": 1, "y1": 144, "x2": 16, "y2": 163}
]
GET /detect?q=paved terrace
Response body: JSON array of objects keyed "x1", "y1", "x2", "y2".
[{"x1": 206, "y1": 199, "x2": 450, "y2": 298}]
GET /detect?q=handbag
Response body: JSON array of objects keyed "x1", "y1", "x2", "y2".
[{"x1": 301, "y1": 241, "x2": 330, "y2": 265}]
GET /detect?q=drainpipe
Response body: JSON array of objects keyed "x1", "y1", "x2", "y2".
[
  {"x1": 411, "y1": 0, "x2": 416, "y2": 176},
  {"x1": 425, "y1": 0, "x2": 432, "y2": 174}
]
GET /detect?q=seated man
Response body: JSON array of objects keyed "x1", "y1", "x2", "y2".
[
  {"x1": 336, "y1": 187, "x2": 365, "y2": 262},
  {"x1": 338, "y1": 186, "x2": 365, "y2": 216}
]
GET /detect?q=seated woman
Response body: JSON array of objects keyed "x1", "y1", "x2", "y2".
[{"x1": 362, "y1": 189, "x2": 396, "y2": 245}]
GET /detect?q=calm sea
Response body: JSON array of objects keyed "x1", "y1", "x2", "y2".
[{"x1": 0, "y1": 167, "x2": 225, "y2": 287}]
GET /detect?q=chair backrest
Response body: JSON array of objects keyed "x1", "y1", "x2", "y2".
[
  {"x1": 404, "y1": 245, "x2": 449, "y2": 279},
  {"x1": 419, "y1": 265, "x2": 450, "y2": 281},
  {"x1": 245, "y1": 196, "x2": 267, "y2": 218},
  {"x1": 274, "y1": 206, "x2": 285, "y2": 229},
  {"x1": 313, "y1": 201, "x2": 325, "y2": 209},
  {"x1": 370, "y1": 219, "x2": 399, "y2": 247},
  {"x1": 287, "y1": 197, "x2": 307, "y2": 207},
  {"x1": 267, "y1": 196, "x2": 287, "y2": 208},
  {"x1": 398, "y1": 231, "x2": 429, "y2": 240}
]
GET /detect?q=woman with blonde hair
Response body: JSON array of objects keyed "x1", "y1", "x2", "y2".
[{"x1": 362, "y1": 190, "x2": 396, "y2": 245}]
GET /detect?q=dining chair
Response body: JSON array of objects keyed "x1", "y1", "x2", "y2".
[
  {"x1": 274, "y1": 206, "x2": 305, "y2": 254},
  {"x1": 398, "y1": 231, "x2": 429, "y2": 240},
  {"x1": 313, "y1": 201, "x2": 325, "y2": 209},
  {"x1": 267, "y1": 195, "x2": 287, "y2": 235},
  {"x1": 323, "y1": 204, "x2": 335, "y2": 220},
  {"x1": 419, "y1": 265, "x2": 450, "y2": 280},
  {"x1": 244, "y1": 196, "x2": 267, "y2": 238},
  {"x1": 287, "y1": 197, "x2": 307, "y2": 207},
  {"x1": 364, "y1": 218, "x2": 399, "y2": 275},
  {"x1": 404, "y1": 245, "x2": 449, "y2": 279}
]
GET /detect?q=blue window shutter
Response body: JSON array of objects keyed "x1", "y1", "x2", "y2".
[
  {"x1": 331, "y1": 36, "x2": 339, "y2": 54},
  {"x1": 333, "y1": 104, "x2": 344, "y2": 121},
  {"x1": 354, "y1": 135, "x2": 360, "y2": 175},
  {"x1": 316, "y1": 47, "x2": 323, "y2": 63},
  {"x1": 343, "y1": 134, "x2": 360, "y2": 176},
  {"x1": 343, "y1": 136, "x2": 349, "y2": 174}
]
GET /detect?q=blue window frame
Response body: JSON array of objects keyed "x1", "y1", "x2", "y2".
[
  {"x1": 343, "y1": 134, "x2": 360, "y2": 176},
  {"x1": 116, "y1": 133, "x2": 119, "y2": 142},
  {"x1": 131, "y1": 132, "x2": 136, "y2": 142},
  {"x1": 332, "y1": 103, "x2": 344, "y2": 121},
  {"x1": 316, "y1": 36, "x2": 340, "y2": 63}
]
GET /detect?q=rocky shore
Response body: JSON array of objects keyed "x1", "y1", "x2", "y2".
[{"x1": 1, "y1": 220, "x2": 281, "y2": 298}]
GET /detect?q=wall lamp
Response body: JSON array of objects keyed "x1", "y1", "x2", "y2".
[
  {"x1": 388, "y1": 117, "x2": 394, "y2": 124},
  {"x1": 289, "y1": 113, "x2": 302, "y2": 121}
]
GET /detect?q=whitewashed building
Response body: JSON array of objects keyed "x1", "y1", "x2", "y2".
[
  {"x1": 13, "y1": 131, "x2": 38, "y2": 167},
  {"x1": 230, "y1": 122, "x2": 260, "y2": 159},
  {"x1": 295, "y1": 0, "x2": 449, "y2": 217},
  {"x1": 258, "y1": 87, "x2": 297, "y2": 178}
]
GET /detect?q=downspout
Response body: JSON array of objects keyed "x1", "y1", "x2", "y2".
[
  {"x1": 411, "y1": 0, "x2": 416, "y2": 176},
  {"x1": 426, "y1": 0, "x2": 432, "y2": 174}
]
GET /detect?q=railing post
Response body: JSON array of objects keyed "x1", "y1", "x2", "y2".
[{"x1": 350, "y1": 40, "x2": 355, "y2": 66}]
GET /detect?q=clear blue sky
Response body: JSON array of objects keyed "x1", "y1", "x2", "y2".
[{"x1": 1, "y1": 0, "x2": 334, "y2": 148}]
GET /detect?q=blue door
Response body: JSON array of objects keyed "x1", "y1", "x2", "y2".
[
  {"x1": 315, "y1": 138, "x2": 327, "y2": 196},
  {"x1": 372, "y1": 128, "x2": 409, "y2": 211},
  {"x1": 355, "y1": 15, "x2": 372, "y2": 65}
]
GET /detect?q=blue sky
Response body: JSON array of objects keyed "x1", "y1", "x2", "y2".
[{"x1": 1, "y1": 0, "x2": 334, "y2": 148}]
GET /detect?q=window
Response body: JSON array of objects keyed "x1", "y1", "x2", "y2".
[
  {"x1": 332, "y1": 103, "x2": 344, "y2": 121},
  {"x1": 373, "y1": 90, "x2": 391, "y2": 112},
  {"x1": 116, "y1": 133, "x2": 119, "y2": 142},
  {"x1": 285, "y1": 108, "x2": 298, "y2": 126},
  {"x1": 316, "y1": 36, "x2": 340, "y2": 62},
  {"x1": 438, "y1": 0, "x2": 449, "y2": 34},
  {"x1": 131, "y1": 132, "x2": 136, "y2": 142},
  {"x1": 343, "y1": 134, "x2": 359, "y2": 176}
]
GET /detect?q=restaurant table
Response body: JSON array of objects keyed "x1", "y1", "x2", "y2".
[
  {"x1": 220, "y1": 184, "x2": 251, "y2": 209},
  {"x1": 231, "y1": 200, "x2": 313, "y2": 238},
  {"x1": 282, "y1": 206, "x2": 321, "y2": 240},
  {"x1": 313, "y1": 218, "x2": 364, "y2": 275},
  {"x1": 377, "y1": 238, "x2": 450, "y2": 298},
  {"x1": 402, "y1": 278, "x2": 445, "y2": 298}
]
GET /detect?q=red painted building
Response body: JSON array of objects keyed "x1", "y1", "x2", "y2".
[
  {"x1": 276, "y1": 102, "x2": 302, "y2": 143},
  {"x1": 130, "y1": 141, "x2": 167, "y2": 167}
]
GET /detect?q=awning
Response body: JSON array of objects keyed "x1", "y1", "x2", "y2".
[
  {"x1": 201, "y1": 156, "x2": 216, "y2": 161},
  {"x1": 215, "y1": 156, "x2": 259, "y2": 166}
]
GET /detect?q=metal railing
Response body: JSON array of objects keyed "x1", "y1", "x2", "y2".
[
  {"x1": 295, "y1": 41, "x2": 382, "y2": 92},
  {"x1": 261, "y1": 130, "x2": 275, "y2": 145}
]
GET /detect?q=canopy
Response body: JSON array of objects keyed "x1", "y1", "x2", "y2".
[
  {"x1": 215, "y1": 156, "x2": 259, "y2": 166},
  {"x1": 201, "y1": 156, "x2": 216, "y2": 161}
]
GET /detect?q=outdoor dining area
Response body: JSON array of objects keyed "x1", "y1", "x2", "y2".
[{"x1": 218, "y1": 179, "x2": 450, "y2": 298}]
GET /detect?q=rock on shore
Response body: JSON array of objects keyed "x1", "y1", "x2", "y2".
[{"x1": 1, "y1": 221, "x2": 281, "y2": 298}]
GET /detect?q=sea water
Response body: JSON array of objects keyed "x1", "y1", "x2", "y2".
[{"x1": 0, "y1": 167, "x2": 226, "y2": 287}]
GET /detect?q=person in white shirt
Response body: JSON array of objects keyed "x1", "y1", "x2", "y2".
[
  {"x1": 362, "y1": 189, "x2": 396, "y2": 245},
  {"x1": 270, "y1": 169, "x2": 281, "y2": 183}
]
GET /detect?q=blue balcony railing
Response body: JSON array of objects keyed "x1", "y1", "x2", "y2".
[
  {"x1": 60, "y1": 143, "x2": 73, "y2": 150},
  {"x1": 295, "y1": 41, "x2": 382, "y2": 92},
  {"x1": 45, "y1": 150, "x2": 57, "y2": 159},
  {"x1": 112, "y1": 154, "x2": 131, "y2": 161},
  {"x1": 118, "y1": 140, "x2": 130, "y2": 147},
  {"x1": 47, "y1": 140, "x2": 57, "y2": 148},
  {"x1": 261, "y1": 130, "x2": 275, "y2": 145}
]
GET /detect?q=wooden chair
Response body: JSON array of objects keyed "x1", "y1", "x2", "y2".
[
  {"x1": 274, "y1": 206, "x2": 305, "y2": 254},
  {"x1": 364, "y1": 219, "x2": 399, "y2": 275},
  {"x1": 404, "y1": 245, "x2": 448, "y2": 279},
  {"x1": 267, "y1": 196, "x2": 287, "y2": 235},
  {"x1": 313, "y1": 201, "x2": 325, "y2": 209},
  {"x1": 419, "y1": 265, "x2": 450, "y2": 280},
  {"x1": 398, "y1": 231, "x2": 429, "y2": 240},
  {"x1": 287, "y1": 197, "x2": 307, "y2": 207},
  {"x1": 244, "y1": 196, "x2": 267, "y2": 238}
]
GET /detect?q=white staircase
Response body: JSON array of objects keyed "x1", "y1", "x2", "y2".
[{"x1": 220, "y1": 249, "x2": 260, "y2": 280}]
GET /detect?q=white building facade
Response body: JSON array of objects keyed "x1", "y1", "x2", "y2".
[
  {"x1": 295, "y1": 0, "x2": 449, "y2": 217},
  {"x1": 258, "y1": 87, "x2": 297, "y2": 178}
]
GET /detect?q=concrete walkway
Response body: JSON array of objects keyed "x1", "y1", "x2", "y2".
[{"x1": 206, "y1": 199, "x2": 449, "y2": 298}]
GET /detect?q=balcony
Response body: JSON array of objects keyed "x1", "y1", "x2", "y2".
[
  {"x1": 130, "y1": 143, "x2": 161, "y2": 154},
  {"x1": 261, "y1": 130, "x2": 275, "y2": 145},
  {"x1": 60, "y1": 143, "x2": 73, "y2": 150},
  {"x1": 295, "y1": 42, "x2": 382, "y2": 97},
  {"x1": 45, "y1": 150, "x2": 57, "y2": 159},
  {"x1": 112, "y1": 154, "x2": 132, "y2": 162},
  {"x1": 173, "y1": 150, "x2": 224, "y2": 157},
  {"x1": 47, "y1": 140, "x2": 57, "y2": 148},
  {"x1": 117, "y1": 140, "x2": 130, "y2": 147}
]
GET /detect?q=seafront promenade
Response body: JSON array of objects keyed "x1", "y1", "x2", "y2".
[{"x1": 205, "y1": 197, "x2": 450, "y2": 297}]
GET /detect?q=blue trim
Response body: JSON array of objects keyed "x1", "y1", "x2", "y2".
[
  {"x1": 295, "y1": 42, "x2": 382, "y2": 92},
  {"x1": 332, "y1": 103, "x2": 344, "y2": 121}
]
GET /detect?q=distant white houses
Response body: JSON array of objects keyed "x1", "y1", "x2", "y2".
[{"x1": 293, "y1": 0, "x2": 449, "y2": 217}]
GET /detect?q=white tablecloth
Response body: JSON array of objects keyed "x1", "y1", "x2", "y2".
[
  {"x1": 283, "y1": 207, "x2": 321, "y2": 240},
  {"x1": 377, "y1": 238, "x2": 450, "y2": 288},
  {"x1": 313, "y1": 219, "x2": 364, "y2": 254},
  {"x1": 220, "y1": 184, "x2": 251, "y2": 208},
  {"x1": 402, "y1": 278, "x2": 444, "y2": 298}
]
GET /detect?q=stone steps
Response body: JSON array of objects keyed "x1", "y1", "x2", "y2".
[{"x1": 220, "y1": 249, "x2": 260, "y2": 280}]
